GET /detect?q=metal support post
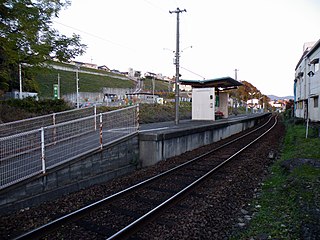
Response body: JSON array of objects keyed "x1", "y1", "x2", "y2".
[
  {"x1": 19, "y1": 63, "x2": 22, "y2": 99},
  {"x1": 99, "y1": 113, "x2": 103, "y2": 149},
  {"x1": 94, "y1": 105, "x2": 97, "y2": 131},
  {"x1": 41, "y1": 127, "x2": 46, "y2": 173},
  {"x1": 137, "y1": 104, "x2": 140, "y2": 131},
  {"x1": 234, "y1": 68, "x2": 239, "y2": 116},
  {"x1": 57, "y1": 73, "x2": 60, "y2": 99},
  {"x1": 76, "y1": 67, "x2": 80, "y2": 109}
]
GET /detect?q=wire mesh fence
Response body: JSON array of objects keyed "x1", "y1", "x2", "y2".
[
  {"x1": 0, "y1": 106, "x2": 96, "y2": 137},
  {"x1": 0, "y1": 105, "x2": 139, "y2": 190}
]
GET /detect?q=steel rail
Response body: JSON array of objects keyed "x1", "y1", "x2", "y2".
[
  {"x1": 15, "y1": 115, "x2": 275, "y2": 240},
  {"x1": 108, "y1": 115, "x2": 278, "y2": 239}
]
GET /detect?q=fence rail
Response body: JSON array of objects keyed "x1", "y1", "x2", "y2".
[
  {"x1": 0, "y1": 106, "x2": 97, "y2": 137},
  {"x1": 0, "y1": 105, "x2": 139, "y2": 190}
]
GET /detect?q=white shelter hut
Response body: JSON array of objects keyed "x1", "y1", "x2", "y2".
[{"x1": 180, "y1": 77, "x2": 242, "y2": 121}]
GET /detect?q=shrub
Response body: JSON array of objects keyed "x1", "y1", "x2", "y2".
[{"x1": 0, "y1": 98, "x2": 72, "y2": 123}]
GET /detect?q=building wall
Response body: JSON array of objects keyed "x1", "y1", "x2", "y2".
[
  {"x1": 191, "y1": 88, "x2": 215, "y2": 120},
  {"x1": 295, "y1": 40, "x2": 320, "y2": 122}
]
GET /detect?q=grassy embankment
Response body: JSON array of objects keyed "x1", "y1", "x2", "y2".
[
  {"x1": 233, "y1": 120, "x2": 320, "y2": 239},
  {"x1": 34, "y1": 65, "x2": 135, "y2": 98},
  {"x1": 34, "y1": 62, "x2": 173, "y2": 98}
]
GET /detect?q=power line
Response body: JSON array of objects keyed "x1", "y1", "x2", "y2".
[
  {"x1": 180, "y1": 66, "x2": 206, "y2": 80},
  {"x1": 53, "y1": 20, "x2": 131, "y2": 50},
  {"x1": 142, "y1": 0, "x2": 172, "y2": 15}
]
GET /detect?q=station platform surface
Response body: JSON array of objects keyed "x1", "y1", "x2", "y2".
[{"x1": 139, "y1": 114, "x2": 262, "y2": 134}]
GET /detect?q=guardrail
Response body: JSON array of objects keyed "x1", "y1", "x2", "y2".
[{"x1": 0, "y1": 105, "x2": 139, "y2": 190}]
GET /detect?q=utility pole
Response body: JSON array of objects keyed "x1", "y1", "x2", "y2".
[{"x1": 170, "y1": 7, "x2": 186, "y2": 125}]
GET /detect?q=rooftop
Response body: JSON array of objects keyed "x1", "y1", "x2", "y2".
[{"x1": 179, "y1": 77, "x2": 242, "y2": 90}]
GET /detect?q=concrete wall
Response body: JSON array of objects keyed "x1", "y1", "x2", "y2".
[
  {"x1": 0, "y1": 136, "x2": 139, "y2": 214},
  {"x1": 139, "y1": 114, "x2": 269, "y2": 167}
]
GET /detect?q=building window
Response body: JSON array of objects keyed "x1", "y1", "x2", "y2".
[
  {"x1": 315, "y1": 63, "x2": 319, "y2": 73},
  {"x1": 314, "y1": 96, "x2": 319, "y2": 108}
]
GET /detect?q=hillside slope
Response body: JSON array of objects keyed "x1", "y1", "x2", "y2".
[{"x1": 34, "y1": 63, "x2": 136, "y2": 98}]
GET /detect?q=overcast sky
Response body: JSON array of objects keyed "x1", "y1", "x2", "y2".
[{"x1": 53, "y1": 0, "x2": 320, "y2": 97}]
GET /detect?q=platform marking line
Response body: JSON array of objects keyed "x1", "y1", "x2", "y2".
[{"x1": 139, "y1": 127, "x2": 170, "y2": 133}]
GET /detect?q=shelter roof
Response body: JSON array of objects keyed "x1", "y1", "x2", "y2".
[{"x1": 179, "y1": 77, "x2": 242, "y2": 90}]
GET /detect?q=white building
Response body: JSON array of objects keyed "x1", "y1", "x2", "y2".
[{"x1": 294, "y1": 39, "x2": 320, "y2": 122}]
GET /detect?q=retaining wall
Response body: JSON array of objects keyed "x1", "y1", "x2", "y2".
[
  {"x1": 0, "y1": 136, "x2": 139, "y2": 214},
  {"x1": 139, "y1": 114, "x2": 270, "y2": 166}
]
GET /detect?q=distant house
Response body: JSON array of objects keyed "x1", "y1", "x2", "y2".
[
  {"x1": 126, "y1": 92, "x2": 159, "y2": 104},
  {"x1": 269, "y1": 100, "x2": 285, "y2": 112},
  {"x1": 111, "y1": 69, "x2": 121, "y2": 74},
  {"x1": 71, "y1": 61, "x2": 98, "y2": 69},
  {"x1": 144, "y1": 72, "x2": 157, "y2": 79},
  {"x1": 134, "y1": 71, "x2": 141, "y2": 78},
  {"x1": 294, "y1": 39, "x2": 320, "y2": 122},
  {"x1": 98, "y1": 65, "x2": 110, "y2": 71}
]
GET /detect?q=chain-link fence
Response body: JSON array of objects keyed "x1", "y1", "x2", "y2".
[
  {"x1": 0, "y1": 106, "x2": 97, "y2": 137},
  {"x1": 0, "y1": 105, "x2": 139, "y2": 190}
]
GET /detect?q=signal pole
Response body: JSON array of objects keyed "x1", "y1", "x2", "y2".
[{"x1": 170, "y1": 8, "x2": 186, "y2": 125}]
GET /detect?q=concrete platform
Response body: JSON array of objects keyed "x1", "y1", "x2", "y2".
[{"x1": 139, "y1": 113, "x2": 270, "y2": 166}]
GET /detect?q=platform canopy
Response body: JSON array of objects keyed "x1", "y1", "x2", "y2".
[{"x1": 179, "y1": 77, "x2": 242, "y2": 90}]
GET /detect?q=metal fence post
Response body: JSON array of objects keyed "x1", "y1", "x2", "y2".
[
  {"x1": 94, "y1": 105, "x2": 97, "y2": 131},
  {"x1": 53, "y1": 113, "x2": 57, "y2": 144},
  {"x1": 41, "y1": 127, "x2": 46, "y2": 174},
  {"x1": 136, "y1": 104, "x2": 140, "y2": 131},
  {"x1": 99, "y1": 113, "x2": 103, "y2": 149}
]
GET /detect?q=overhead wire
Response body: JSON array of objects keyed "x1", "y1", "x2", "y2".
[
  {"x1": 52, "y1": 1, "x2": 185, "y2": 76},
  {"x1": 180, "y1": 66, "x2": 206, "y2": 80},
  {"x1": 53, "y1": 20, "x2": 132, "y2": 50}
]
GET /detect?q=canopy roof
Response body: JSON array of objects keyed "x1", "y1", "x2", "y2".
[
  {"x1": 179, "y1": 77, "x2": 242, "y2": 90},
  {"x1": 179, "y1": 77, "x2": 243, "y2": 90}
]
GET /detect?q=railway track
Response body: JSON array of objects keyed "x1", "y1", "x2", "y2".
[{"x1": 16, "y1": 115, "x2": 278, "y2": 240}]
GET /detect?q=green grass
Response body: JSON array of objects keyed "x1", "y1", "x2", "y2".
[
  {"x1": 232, "y1": 120, "x2": 320, "y2": 240},
  {"x1": 33, "y1": 63, "x2": 173, "y2": 98},
  {"x1": 138, "y1": 102, "x2": 191, "y2": 123},
  {"x1": 34, "y1": 67, "x2": 135, "y2": 98},
  {"x1": 142, "y1": 78, "x2": 172, "y2": 92}
]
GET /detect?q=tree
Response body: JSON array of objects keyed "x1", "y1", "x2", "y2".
[{"x1": 0, "y1": 0, "x2": 87, "y2": 94}]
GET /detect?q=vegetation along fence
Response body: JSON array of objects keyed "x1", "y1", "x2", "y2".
[{"x1": 0, "y1": 105, "x2": 139, "y2": 190}]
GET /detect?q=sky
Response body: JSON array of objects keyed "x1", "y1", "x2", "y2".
[{"x1": 53, "y1": 0, "x2": 320, "y2": 97}]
